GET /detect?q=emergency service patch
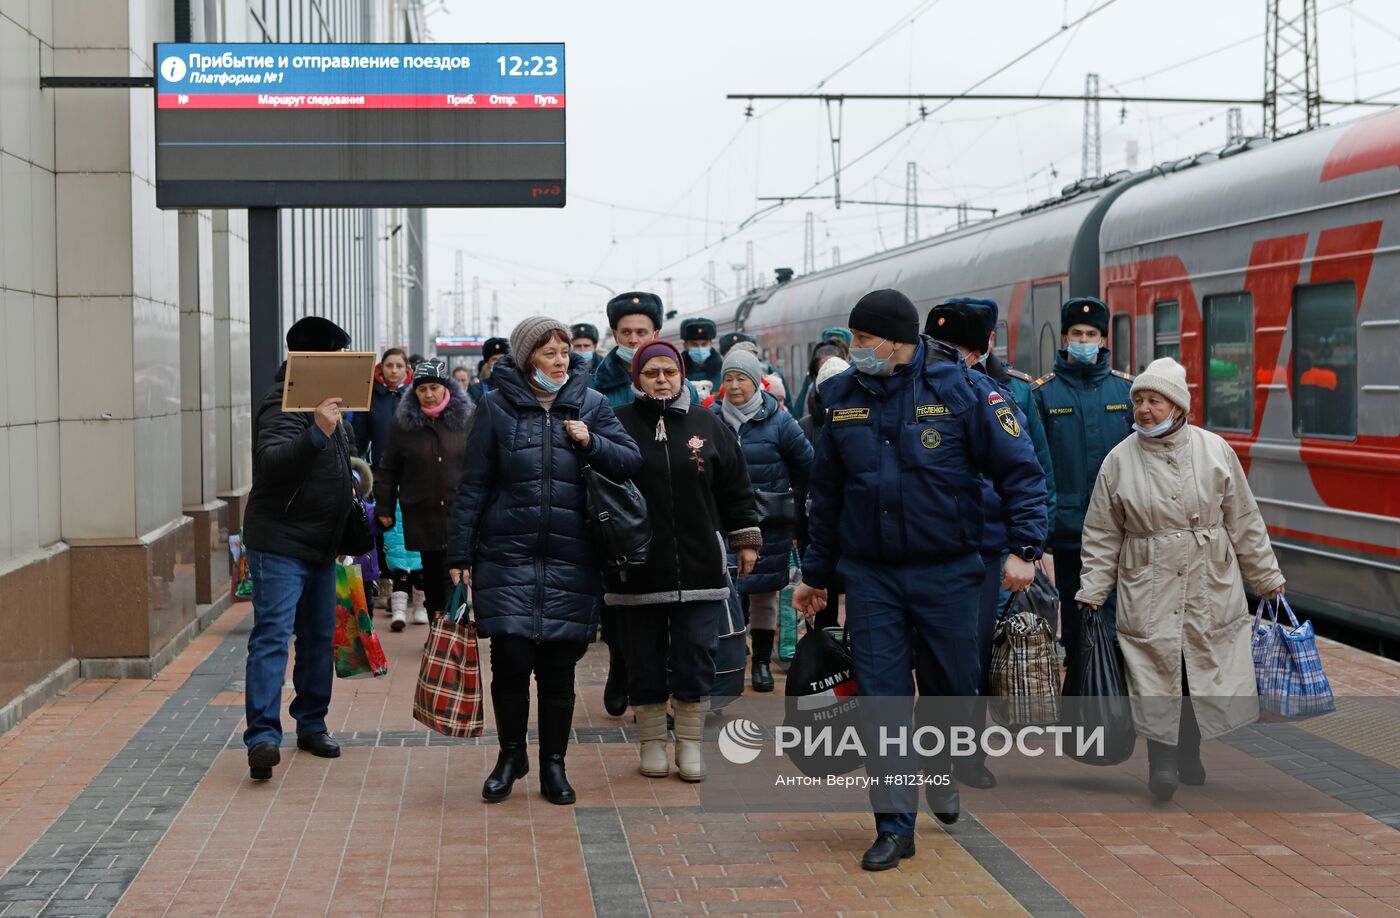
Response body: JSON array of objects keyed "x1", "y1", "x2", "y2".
[
  {"x1": 920, "y1": 428, "x2": 941, "y2": 449},
  {"x1": 916, "y1": 404, "x2": 951, "y2": 418},
  {"x1": 831, "y1": 407, "x2": 871, "y2": 422},
  {"x1": 1105, "y1": 403, "x2": 1129, "y2": 411},
  {"x1": 996, "y1": 406, "x2": 1021, "y2": 438},
  {"x1": 1048, "y1": 407, "x2": 1074, "y2": 415},
  {"x1": 987, "y1": 390, "x2": 1005, "y2": 406}
]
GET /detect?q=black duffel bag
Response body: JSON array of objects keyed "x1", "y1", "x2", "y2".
[
  {"x1": 1060, "y1": 603, "x2": 1136, "y2": 766},
  {"x1": 754, "y1": 489, "x2": 798, "y2": 527},
  {"x1": 575, "y1": 446, "x2": 651, "y2": 570},
  {"x1": 783, "y1": 626, "x2": 863, "y2": 777}
]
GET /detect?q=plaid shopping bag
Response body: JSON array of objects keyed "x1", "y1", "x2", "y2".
[
  {"x1": 1252, "y1": 597, "x2": 1335, "y2": 719},
  {"x1": 987, "y1": 609, "x2": 1061, "y2": 727},
  {"x1": 333, "y1": 563, "x2": 389, "y2": 678},
  {"x1": 413, "y1": 582, "x2": 484, "y2": 738}
]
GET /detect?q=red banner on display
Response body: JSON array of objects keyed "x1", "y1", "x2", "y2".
[{"x1": 156, "y1": 93, "x2": 566, "y2": 110}]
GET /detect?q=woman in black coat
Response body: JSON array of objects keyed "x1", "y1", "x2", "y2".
[
  {"x1": 448, "y1": 317, "x2": 642, "y2": 806},
  {"x1": 373, "y1": 358, "x2": 472, "y2": 626},
  {"x1": 609, "y1": 340, "x2": 761, "y2": 783}
]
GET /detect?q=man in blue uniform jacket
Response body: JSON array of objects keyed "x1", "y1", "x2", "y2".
[
  {"x1": 1031, "y1": 297, "x2": 1134, "y2": 669},
  {"x1": 794, "y1": 289, "x2": 1048, "y2": 872}
]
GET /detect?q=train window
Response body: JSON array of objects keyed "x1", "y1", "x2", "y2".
[
  {"x1": 1292, "y1": 282, "x2": 1357, "y2": 439},
  {"x1": 1204, "y1": 293, "x2": 1253, "y2": 431},
  {"x1": 1153, "y1": 301, "x2": 1181, "y2": 361},
  {"x1": 1111, "y1": 314, "x2": 1132, "y2": 373},
  {"x1": 994, "y1": 321, "x2": 1009, "y2": 362}
]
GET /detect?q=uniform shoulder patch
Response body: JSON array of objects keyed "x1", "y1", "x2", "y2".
[
  {"x1": 1110, "y1": 369, "x2": 1134, "y2": 380},
  {"x1": 995, "y1": 405, "x2": 1021, "y2": 437},
  {"x1": 987, "y1": 389, "x2": 1005, "y2": 406},
  {"x1": 1006, "y1": 368, "x2": 1033, "y2": 383},
  {"x1": 1031, "y1": 372, "x2": 1055, "y2": 389}
]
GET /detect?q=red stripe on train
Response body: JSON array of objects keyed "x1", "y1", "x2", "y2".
[{"x1": 1267, "y1": 524, "x2": 1400, "y2": 561}]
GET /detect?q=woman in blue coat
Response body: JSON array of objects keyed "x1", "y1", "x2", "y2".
[
  {"x1": 713, "y1": 348, "x2": 814, "y2": 691},
  {"x1": 448, "y1": 317, "x2": 642, "y2": 807}
]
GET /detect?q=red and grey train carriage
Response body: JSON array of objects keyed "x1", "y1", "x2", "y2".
[{"x1": 684, "y1": 108, "x2": 1400, "y2": 635}]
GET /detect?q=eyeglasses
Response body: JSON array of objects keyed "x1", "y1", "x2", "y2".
[{"x1": 640, "y1": 367, "x2": 681, "y2": 380}]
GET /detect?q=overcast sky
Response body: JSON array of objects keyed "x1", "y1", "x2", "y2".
[{"x1": 424, "y1": 0, "x2": 1400, "y2": 337}]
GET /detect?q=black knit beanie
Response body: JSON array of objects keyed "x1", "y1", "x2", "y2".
[{"x1": 849, "y1": 289, "x2": 920, "y2": 345}]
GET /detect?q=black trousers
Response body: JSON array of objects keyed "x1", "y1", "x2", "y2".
[
  {"x1": 488, "y1": 635, "x2": 588, "y2": 747},
  {"x1": 621, "y1": 601, "x2": 724, "y2": 705},
  {"x1": 391, "y1": 549, "x2": 450, "y2": 617}
]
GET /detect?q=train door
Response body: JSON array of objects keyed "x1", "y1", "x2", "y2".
[
  {"x1": 1106, "y1": 283, "x2": 1135, "y2": 374},
  {"x1": 1030, "y1": 282, "x2": 1063, "y2": 377}
]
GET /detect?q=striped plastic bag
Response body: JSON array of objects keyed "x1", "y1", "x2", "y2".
[
  {"x1": 988, "y1": 609, "x2": 1061, "y2": 727},
  {"x1": 1252, "y1": 597, "x2": 1335, "y2": 719}
]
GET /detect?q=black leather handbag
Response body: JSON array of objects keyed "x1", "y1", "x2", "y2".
[
  {"x1": 754, "y1": 489, "x2": 798, "y2": 526},
  {"x1": 338, "y1": 491, "x2": 374, "y2": 558},
  {"x1": 577, "y1": 449, "x2": 651, "y2": 570}
]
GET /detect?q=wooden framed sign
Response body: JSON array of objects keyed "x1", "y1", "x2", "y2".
[{"x1": 281, "y1": 351, "x2": 377, "y2": 412}]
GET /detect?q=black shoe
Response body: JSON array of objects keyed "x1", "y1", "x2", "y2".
[
  {"x1": 482, "y1": 744, "x2": 529, "y2": 802},
  {"x1": 751, "y1": 660, "x2": 774, "y2": 693},
  {"x1": 1178, "y1": 755, "x2": 1206, "y2": 786},
  {"x1": 1146, "y1": 740, "x2": 1179, "y2": 801},
  {"x1": 539, "y1": 754, "x2": 576, "y2": 805},
  {"x1": 861, "y1": 832, "x2": 916, "y2": 871},
  {"x1": 248, "y1": 741, "x2": 280, "y2": 780},
  {"x1": 954, "y1": 761, "x2": 997, "y2": 790},
  {"x1": 603, "y1": 644, "x2": 629, "y2": 717},
  {"x1": 926, "y1": 784, "x2": 961, "y2": 825},
  {"x1": 296, "y1": 732, "x2": 341, "y2": 758}
]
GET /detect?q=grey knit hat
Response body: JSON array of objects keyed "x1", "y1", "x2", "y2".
[
  {"x1": 721, "y1": 348, "x2": 764, "y2": 389},
  {"x1": 509, "y1": 315, "x2": 570, "y2": 362}
]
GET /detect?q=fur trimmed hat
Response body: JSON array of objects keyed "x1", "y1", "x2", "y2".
[
  {"x1": 925, "y1": 302, "x2": 991, "y2": 354},
  {"x1": 680, "y1": 317, "x2": 718, "y2": 342},
  {"x1": 1062, "y1": 296, "x2": 1110, "y2": 336},
  {"x1": 569, "y1": 322, "x2": 599, "y2": 344},
  {"x1": 606, "y1": 291, "x2": 664, "y2": 331},
  {"x1": 481, "y1": 337, "x2": 510, "y2": 361}
]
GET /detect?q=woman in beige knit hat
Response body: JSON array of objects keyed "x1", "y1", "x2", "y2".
[{"x1": 1076, "y1": 357, "x2": 1286, "y2": 803}]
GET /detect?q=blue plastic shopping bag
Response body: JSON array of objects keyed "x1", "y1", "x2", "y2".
[{"x1": 1251, "y1": 597, "x2": 1336, "y2": 719}]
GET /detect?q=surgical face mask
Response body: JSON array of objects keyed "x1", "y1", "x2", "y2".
[
  {"x1": 1133, "y1": 414, "x2": 1176, "y2": 438},
  {"x1": 850, "y1": 339, "x2": 894, "y2": 376},
  {"x1": 1067, "y1": 342, "x2": 1100, "y2": 363},
  {"x1": 533, "y1": 368, "x2": 565, "y2": 393},
  {"x1": 614, "y1": 345, "x2": 636, "y2": 363},
  {"x1": 687, "y1": 346, "x2": 713, "y2": 364}
]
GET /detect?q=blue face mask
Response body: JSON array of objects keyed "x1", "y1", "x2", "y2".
[
  {"x1": 687, "y1": 346, "x2": 713, "y2": 363},
  {"x1": 850, "y1": 340, "x2": 893, "y2": 376},
  {"x1": 533, "y1": 368, "x2": 565, "y2": 393},
  {"x1": 1067, "y1": 341, "x2": 1100, "y2": 363},
  {"x1": 614, "y1": 345, "x2": 635, "y2": 363},
  {"x1": 1133, "y1": 415, "x2": 1176, "y2": 437}
]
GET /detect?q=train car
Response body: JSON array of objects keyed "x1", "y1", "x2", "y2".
[
  {"x1": 713, "y1": 108, "x2": 1399, "y2": 636},
  {"x1": 1099, "y1": 110, "x2": 1400, "y2": 638}
]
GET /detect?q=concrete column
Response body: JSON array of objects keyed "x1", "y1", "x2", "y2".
[
  {"x1": 212, "y1": 209, "x2": 252, "y2": 529},
  {"x1": 53, "y1": 0, "x2": 195, "y2": 662}
]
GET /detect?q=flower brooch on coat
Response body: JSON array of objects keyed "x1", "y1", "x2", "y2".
[{"x1": 687, "y1": 436, "x2": 706, "y2": 473}]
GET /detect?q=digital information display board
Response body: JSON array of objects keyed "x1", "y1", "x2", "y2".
[{"x1": 154, "y1": 43, "x2": 565, "y2": 208}]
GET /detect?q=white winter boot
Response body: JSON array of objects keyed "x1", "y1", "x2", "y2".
[
  {"x1": 634, "y1": 703, "x2": 670, "y2": 778},
  {"x1": 411, "y1": 588, "x2": 429, "y2": 625},
  {"x1": 390, "y1": 591, "x2": 409, "y2": 632},
  {"x1": 671, "y1": 698, "x2": 709, "y2": 782}
]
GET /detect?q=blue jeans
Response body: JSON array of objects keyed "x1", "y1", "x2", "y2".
[
  {"x1": 840, "y1": 553, "x2": 983, "y2": 838},
  {"x1": 244, "y1": 550, "x2": 337, "y2": 748}
]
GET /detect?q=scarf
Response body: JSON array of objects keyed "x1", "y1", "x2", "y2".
[
  {"x1": 721, "y1": 391, "x2": 764, "y2": 433},
  {"x1": 420, "y1": 390, "x2": 451, "y2": 418}
]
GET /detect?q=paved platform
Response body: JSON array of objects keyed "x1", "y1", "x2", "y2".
[{"x1": 0, "y1": 602, "x2": 1398, "y2": 916}]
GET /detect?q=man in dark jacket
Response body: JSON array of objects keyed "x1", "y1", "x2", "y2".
[
  {"x1": 680, "y1": 317, "x2": 724, "y2": 391},
  {"x1": 468, "y1": 337, "x2": 510, "y2": 404},
  {"x1": 349, "y1": 348, "x2": 411, "y2": 470},
  {"x1": 570, "y1": 321, "x2": 600, "y2": 373},
  {"x1": 794, "y1": 290, "x2": 1048, "y2": 870},
  {"x1": 241, "y1": 316, "x2": 357, "y2": 781},
  {"x1": 1032, "y1": 297, "x2": 1134, "y2": 669}
]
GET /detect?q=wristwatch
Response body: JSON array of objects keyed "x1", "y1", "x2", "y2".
[{"x1": 1015, "y1": 545, "x2": 1041, "y2": 562}]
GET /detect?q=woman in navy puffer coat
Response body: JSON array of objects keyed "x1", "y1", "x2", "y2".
[
  {"x1": 713, "y1": 349, "x2": 814, "y2": 692},
  {"x1": 448, "y1": 317, "x2": 642, "y2": 808}
]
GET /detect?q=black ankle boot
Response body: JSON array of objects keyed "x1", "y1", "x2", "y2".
[
  {"x1": 1177, "y1": 699, "x2": 1206, "y2": 785},
  {"x1": 750, "y1": 628, "x2": 775, "y2": 692},
  {"x1": 481, "y1": 743, "x2": 529, "y2": 802},
  {"x1": 538, "y1": 696, "x2": 577, "y2": 805},
  {"x1": 603, "y1": 642, "x2": 629, "y2": 717},
  {"x1": 1146, "y1": 739, "x2": 1179, "y2": 801}
]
